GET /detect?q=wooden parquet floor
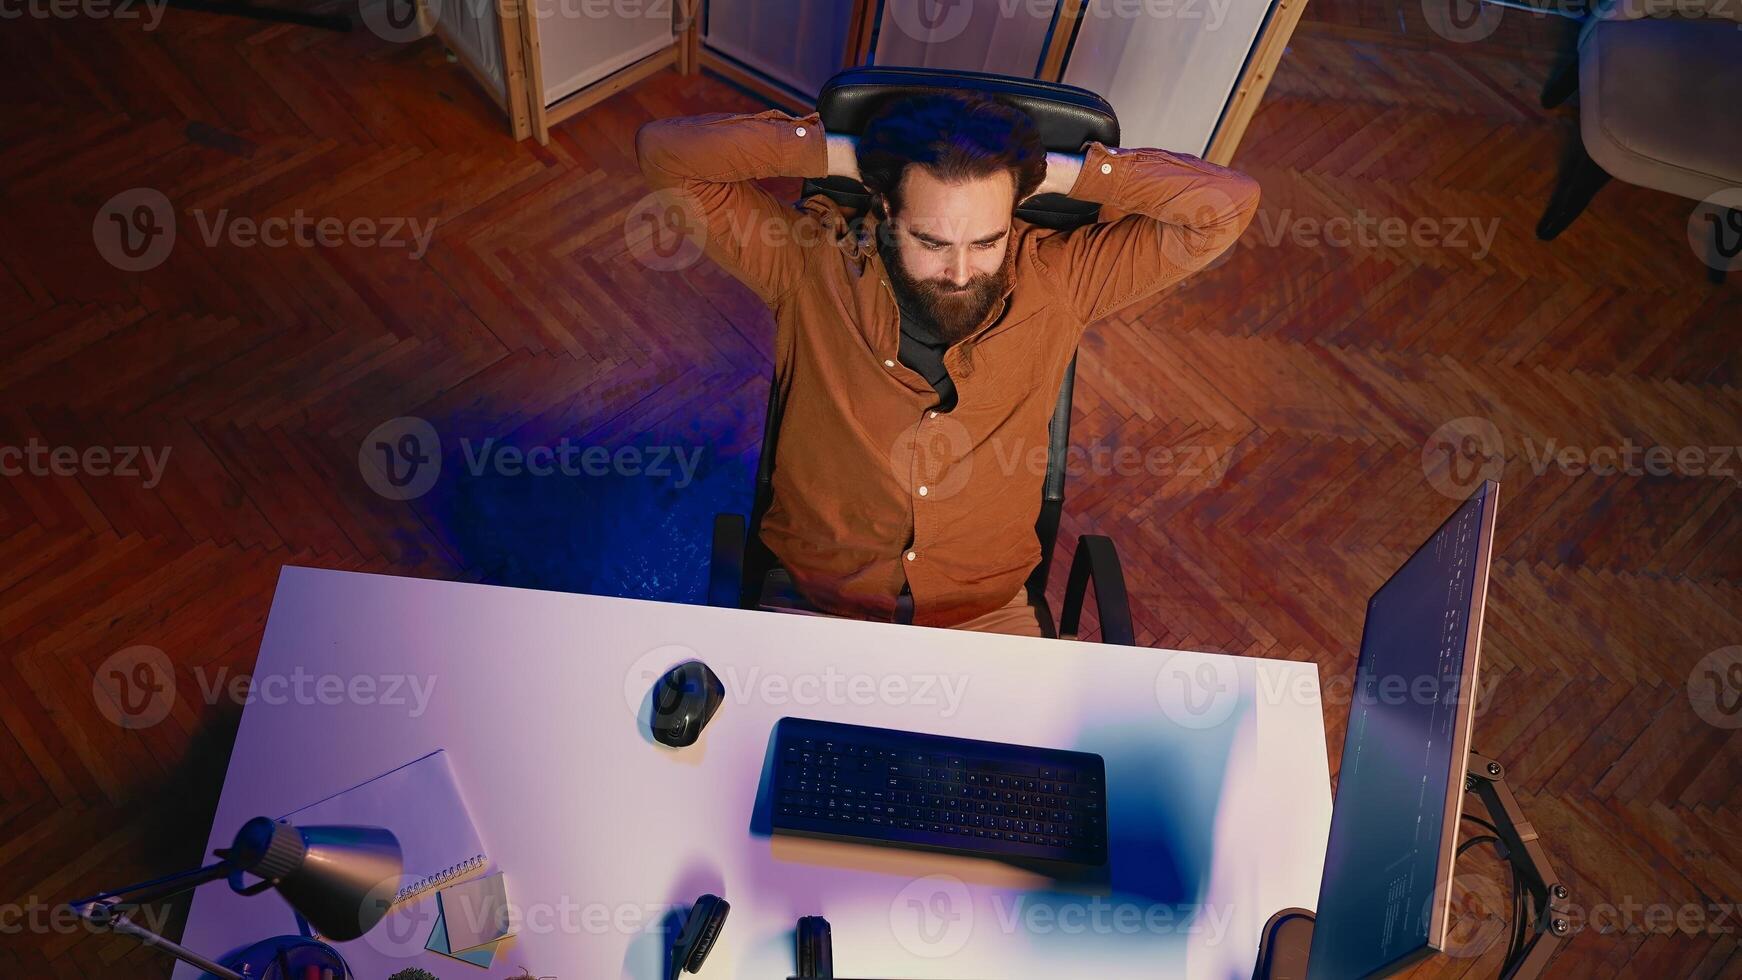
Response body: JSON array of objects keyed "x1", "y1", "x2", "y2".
[{"x1": 1, "y1": 1, "x2": 1737, "y2": 977}]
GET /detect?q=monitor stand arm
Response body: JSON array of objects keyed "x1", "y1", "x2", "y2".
[
  {"x1": 1464, "y1": 751, "x2": 1572, "y2": 979},
  {"x1": 1252, "y1": 751, "x2": 1571, "y2": 980}
]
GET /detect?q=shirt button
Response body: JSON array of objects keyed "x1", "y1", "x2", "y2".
[
  {"x1": 918, "y1": 486, "x2": 928, "y2": 497},
  {"x1": 884, "y1": 359, "x2": 895, "y2": 368},
  {"x1": 905, "y1": 551, "x2": 917, "y2": 561},
  {"x1": 1100, "y1": 162, "x2": 1113, "y2": 174},
  {"x1": 795, "y1": 126, "x2": 807, "y2": 137}
]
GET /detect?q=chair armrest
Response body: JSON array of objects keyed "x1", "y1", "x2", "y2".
[
  {"x1": 1058, "y1": 534, "x2": 1136, "y2": 645},
  {"x1": 710, "y1": 513, "x2": 746, "y2": 608}
]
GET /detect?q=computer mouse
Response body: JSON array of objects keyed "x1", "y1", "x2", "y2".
[{"x1": 651, "y1": 660, "x2": 724, "y2": 747}]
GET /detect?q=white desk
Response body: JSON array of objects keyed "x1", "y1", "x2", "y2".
[{"x1": 175, "y1": 566, "x2": 1331, "y2": 979}]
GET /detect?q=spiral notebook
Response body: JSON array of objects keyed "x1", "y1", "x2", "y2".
[{"x1": 279, "y1": 749, "x2": 489, "y2": 914}]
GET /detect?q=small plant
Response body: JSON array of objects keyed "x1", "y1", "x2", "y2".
[{"x1": 388, "y1": 969, "x2": 441, "y2": 980}]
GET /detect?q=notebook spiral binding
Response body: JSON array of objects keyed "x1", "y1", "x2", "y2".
[
  {"x1": 392, "y1": 853, "x2": 488, "y2": 907},
  {"x1": 311, "y1": 854, "x2": 489, "y2": 942}
]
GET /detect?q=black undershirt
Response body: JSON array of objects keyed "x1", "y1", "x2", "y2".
[{"x1": 895, "y1": 301, "x2": 958, "y2": 412}]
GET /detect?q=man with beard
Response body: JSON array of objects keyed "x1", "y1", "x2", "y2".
[{"x1": 637, "y1": 93, "x2": 1258, "y2": 636}]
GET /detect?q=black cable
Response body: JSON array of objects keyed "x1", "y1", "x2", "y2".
[
  {"x1": 1455, "y1": 831, "x2": 1522, "y2": 977},
  {"x1": 1458, "y1": 834, "x2": 1500, "y2": 856},
  {"x1": 1461, "y1": 809, "x2": 1524, "y2": 975},
  {"x1": 1462, "y1": 813, "x2": 1500, "y2": 834},
  {"x1": 1504, "y1": 858, "x2": 1523, "y2": 971},
  {"x1": 1510, "y1": 865, "x2": 1534, "y2": 976}
]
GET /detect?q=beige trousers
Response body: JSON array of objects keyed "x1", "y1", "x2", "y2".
[
  {"x1": 762, "y1": 578, "x2": 1044, "y2": 638},
  {"x1": 948, "y1": 588, "x2": 1044, "y2": 637}
]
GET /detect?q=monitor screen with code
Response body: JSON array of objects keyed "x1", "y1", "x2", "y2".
[{"x1": 1306, "y1": 481, "x2": 1499, "y2": 979}]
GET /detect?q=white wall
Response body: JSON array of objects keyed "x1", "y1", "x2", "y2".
[
  {"x1": 1062, "y1": 0, "x2": 1274, "y2": 155},
  {"x1": 850, "y1": 0, "x2": 1276, "y2": 156},
  {"x1": 704, "y1": 0, "x2": 857, "y2": 100},
  {"x1": 872, "y1": 0, "x2": 1060, "y2": 79},
  {"x1": 535, "y1": 0, "x2": 674, "y2": 106}
]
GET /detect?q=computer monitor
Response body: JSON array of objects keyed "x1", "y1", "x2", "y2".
[{"x1": 1303, "y1": 480, "x2": 1500, "y2": 979}]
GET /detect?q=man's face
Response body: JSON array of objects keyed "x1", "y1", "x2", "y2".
[{"x1": 879, "y1": 165, "x2": 1015, "y2": 345}]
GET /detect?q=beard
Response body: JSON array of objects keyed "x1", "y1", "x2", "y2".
[{"x1": 878, "y1": 232, "x2": 1011, "y2": 346}]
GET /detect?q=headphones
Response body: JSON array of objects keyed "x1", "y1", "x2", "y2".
[
  {"x1": 669, "y1": 899, "x2": 837, "y2": 979},
  {"x1": 667, "y1": 894, "x2": 730, "y2": 980},
  {"x1": 794, "y1": 915, "x2": 834, "y2": 979}
]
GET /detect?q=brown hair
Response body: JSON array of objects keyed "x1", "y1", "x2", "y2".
[{"x1": 856, "y1": 92, "x2": 1047, "y2": 227}]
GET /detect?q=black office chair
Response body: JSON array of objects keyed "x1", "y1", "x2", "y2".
[{"x1": 708, "y1": 66, "x2": 1136, "y2": 645}]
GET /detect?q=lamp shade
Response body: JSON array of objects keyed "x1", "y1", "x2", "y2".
[{"x1": 225, "y1": 816, "x2": 403, "y2": 942}]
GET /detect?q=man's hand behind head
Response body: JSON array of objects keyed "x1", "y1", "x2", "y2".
[{"x1": 826, "y1": 131, "x2": 860, "y2": 182}]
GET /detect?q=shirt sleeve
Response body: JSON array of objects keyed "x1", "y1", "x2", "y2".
[
  {"x1": 634, "y1": 108, "x2": 831, "y2": 307},
  {"x1": 1031, "y1": 141, "x2": 1261, "y2": 325}
]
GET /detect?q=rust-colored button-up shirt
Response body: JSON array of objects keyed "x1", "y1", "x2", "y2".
[{"x1": 636, "y1": 108, "x2": 1259, "y2": 628}]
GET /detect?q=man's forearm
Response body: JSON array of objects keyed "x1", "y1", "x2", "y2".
[
  {"x1": 1030, "y1": 142, "x2": 1260, "y2": 323},
  {"x1": 632, "y1": 108, "x2": 827, "y2": 305},
  {"x1": 1065, "y1": 142, "x2": 1259, "y2": 240},
  {"x1": 636, "y1": 108, "x2": 829, "y2": 189}
]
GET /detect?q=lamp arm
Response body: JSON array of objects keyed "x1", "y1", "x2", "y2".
[
  {"x1": 68, "y1": 858, "x2": 237, "y2": 920},
  {"x1": 67, "y1": 859, "x2": 247, "y2": 980},
  {"x1": 100, "y1": 909, "x2": 247, "y2": 980}
]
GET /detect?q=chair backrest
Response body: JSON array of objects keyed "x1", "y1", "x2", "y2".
[
  {"x1": 742, "y1": 67, "x2": 1120, "y2": 609},
  {"x1": 801, "y1": 66, "x2": 1121, "y2": 229}
]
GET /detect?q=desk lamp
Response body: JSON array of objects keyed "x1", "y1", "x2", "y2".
[{"x1": 68, "y1": 816, "x2": 402, "y2": 979}]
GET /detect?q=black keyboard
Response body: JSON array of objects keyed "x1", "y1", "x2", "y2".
[{"x1": 769, "y1": 717, "x2": 1108, "y2": 867}]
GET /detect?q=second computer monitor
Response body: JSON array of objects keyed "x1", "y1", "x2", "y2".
[{"x1": 1305, "y1": 480, "x2": 1500, "y2": 979}]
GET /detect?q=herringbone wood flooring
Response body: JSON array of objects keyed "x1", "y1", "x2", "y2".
[{"x1": 1, "y1": 1, "x2": 1737, "y2": 977}]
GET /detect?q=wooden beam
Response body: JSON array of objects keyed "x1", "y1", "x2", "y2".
[
  {"x1": 1036, "y1": 0, "x2": 1084, "y2": 82},
  {"x1": 494, "y1": 0, "x2": 533, "y2": 139},
  {"x1": 1204, "y1": 0, "x2": 1311, "y2": 165},
  {"x1": 676, "y1": 0, "x2": 701, "y2": 75},
  {"x1": 512, "y1": 0, "x2": 550, "y2": 144},
  {"x1": 843, "y1": 0, "x2": 878, "y2": 69}
]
